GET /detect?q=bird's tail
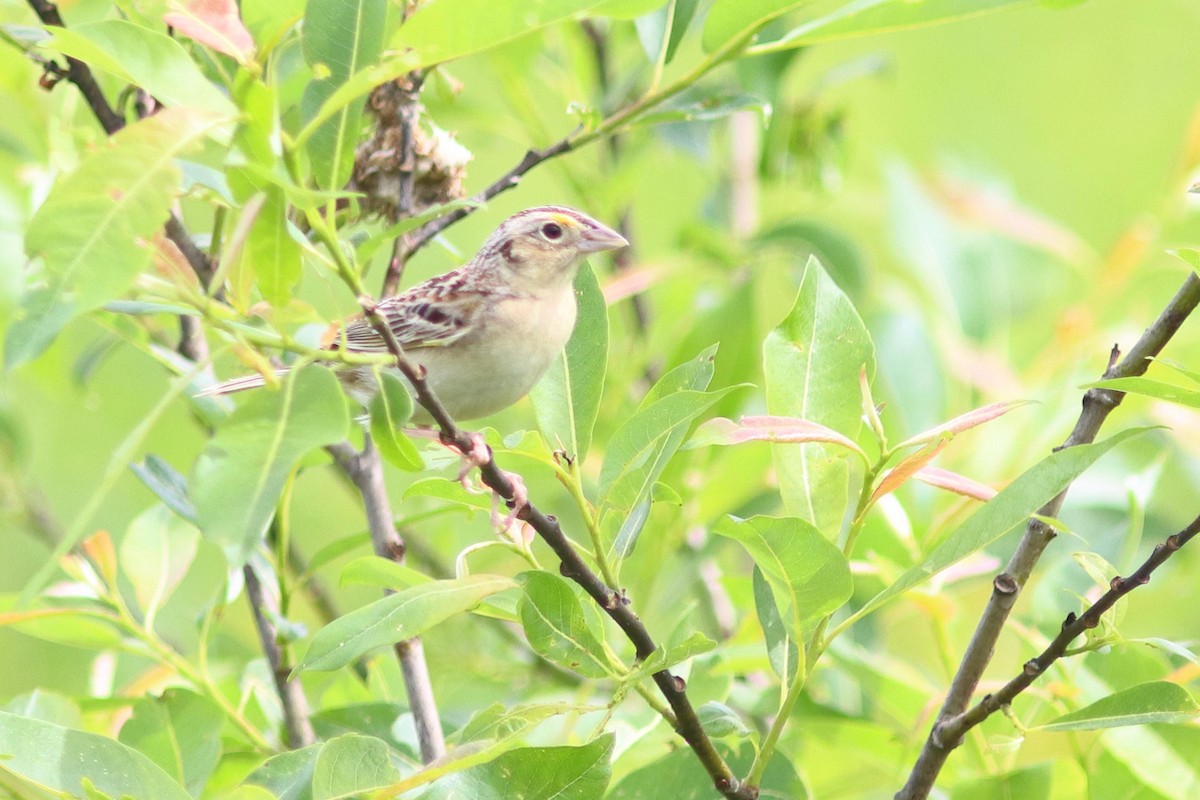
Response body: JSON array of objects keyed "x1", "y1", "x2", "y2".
[{"x1": 196, "y1": 369, "x2": 289, "y2": 397}]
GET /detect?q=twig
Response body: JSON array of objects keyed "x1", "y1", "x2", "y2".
[
  {"x1": 938, "y1": 513, "x2": 1200, "y2": 740},
  {"x1": 896, "y1": 272, "x2": 1200, "y2": 800},
  {"x1": 243, "y1": 562, "x2": 315, "y2": 748},
  {"x1": 355, "y1": 297, "x2": 754, "y2": 800},
  {"x1": 328, "y1": 439, "x2": 447, "y2": 763}
]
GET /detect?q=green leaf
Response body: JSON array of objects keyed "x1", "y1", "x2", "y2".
[
  {"x1": 117, "y1": 689, "x2": 222, "y2": 797},
  {"x1": 636, "y1": 0, "x2": 699, "y2": 65},
  {"x1": 296, "y1": 575, "x2": 514, "y2": 672},
  {"x1": 609, "y1": 741, "x2": 806, "y2": 799},
  {"x1": 715, "y1": 515, "x2": 852, "y2": 637},
  {"x1": 530, "y1": 264, "x2": 608, "y2": 462},
  {"x1": 602, "y1": 387, "x2": 741, "y2": 556},
  {"x1": 4, "y1": 285, "x2": 75, "y2": 369},
  {"x1": 0, "y1": 711, "x2": 191, "y2": 800},
  {"x1": 753, "y1": 566, "x2": 799, "y2": 684},
  {"x1": 763, "y1": 256, "x2": 875, "y2": 536},
  {"x1": 311, "y1": 734, "x2": 400, "y2": 800},
  {"x1": 592, "y1": 0, "x2": 668, "y2": 18},
  {"x1": 301, "y1": 0, "x2": 387, "y2": 189},
  {"x1": 25, "y1": 108, "x2": 224, "y2": 314},
  {"x1": 851, "y1": 428, "x2": 1147, "y2": 624},
  {"x1": 1086, "y1": 377, "x2": 1200, "y2": 408},
  {"x1": 751, "y1": 0, "x2": 1038, "y2": 53},
  {"x1": 245, "y1": 745, "x2": 321, "y2": 800},
  {"x1": 368, "y1": 370, "x2": 423, "y2": 471},
  {"x1": 3, "y1": 690, "x2": 81, "y2": 729},
  {"x1": 702, "y1": 0, "x2": 805, "y2": 52},
  {"x1": 697, "y1": 701, "x2": 751, "y2": 739},
  {"x1": 339, "y1": 555, "x2": 433, "y2": 590},
  {"x1": 1040, "y1": 682, "x2": 1200, "y2": 732},
  {"x1": 951, "y1": 764, "x2": 1052, "y2": 800},
  {"x1": 403, "y1": 476, "x2": 492, "y2": 511},
  {"x1": 518, "y1": 572, "x2": 611, "y2": 678},
  {"x1": 46, "y1": 20, "x2": 236, "y2": 115},
  {"x1": 191, "y1": 365, "x2": 349, "y2": 566},
  {"x1": 394, "y1": 0, "x2": 609, "y2": 68},
  {"x1": 130, "y1": 454, "x2": 197, "y2": 522},
  {"x1": 118, "y1": 506, "x2": 200, "y2": 629},
  {"x1": 458, "y1": 702, "x2": 598, "y2": 743},
  {"x1": 237, "y1": 187, "x2": 303, "y2": 306},
  {"x1": 630, "y1": 90, "x2": 771, "y2": 128},
  {"x1": 425, "y1": 734, "x2": 614, "y2": 800}
]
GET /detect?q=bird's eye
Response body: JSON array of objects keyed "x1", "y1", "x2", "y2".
[{"x1": 541, "y1": 222, "x2": 563, "y2": 240}]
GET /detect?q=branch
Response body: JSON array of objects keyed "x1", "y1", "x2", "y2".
[
  {"x1": 380, "y1": 70, "x2": 427, "y2": 298},
  {"x1": 355, "y1": 297, "x2": 754, "y2": 800},
  {"x1": 243, "y1": 562, "x2": 315, "y2": 748},
  {"x1": 328, "y1": 439, "x2": 447, "y2": 763},
  {"x1": 897, "y1": 272, "x2": 1200, "y2": 800},
  {"x1": 938, "y1": 512, "x2": 1200, "y2": 741}
]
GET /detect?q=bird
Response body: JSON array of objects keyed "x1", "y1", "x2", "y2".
[{"x1": 201, "y1": 206, "x2": 629, "y2": 425}]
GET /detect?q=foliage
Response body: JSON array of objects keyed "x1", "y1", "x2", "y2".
[{"x1": 2, "y1": 0, "x2": 1200, "y2": 798}]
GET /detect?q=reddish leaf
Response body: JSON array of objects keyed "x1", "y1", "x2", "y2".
[
  {"x1": 164, "y1": 0, "x2": 255, "y2": 64},
  {"x1": 913, "y1": 466, "x2": 998, "y2": 502},
  {"x1": 686, "y1": 415, "x2": 866, "y2": 459},
  {"x1": 896, "y1": 400, "x2": 1029, "y2": 449},
  {"x1": 870, "y1": 439, "x2": 948, "y2": 504}
]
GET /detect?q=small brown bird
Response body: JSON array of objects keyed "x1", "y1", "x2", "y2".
[{"x1": 202, "y1": 206, "x2": 628, "y2": 422}]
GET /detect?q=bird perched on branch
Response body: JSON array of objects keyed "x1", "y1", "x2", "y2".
[{"x1": 202, "y1": 206, "x2": 628, "y2": 423}]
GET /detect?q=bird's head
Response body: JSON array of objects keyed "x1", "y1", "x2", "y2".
[{"x1": 476, "y1": 206, "x2": 628, "y2": 289}]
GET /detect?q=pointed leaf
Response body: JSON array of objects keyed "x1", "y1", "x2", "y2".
[
  {"x1": 394, "y1": 0, "x2": 610, "y2": 68},
  {"x1": 685, "y1": 415, "x2": 866, "y2": 458},
  {"x1": 763, "y1": 256, "x2": 875, "y2": 535},
  {"x1": 753, "y1": 566, "x2": 800, "y2": 684},
  {"x1": 913, "y1": 466, "x2": 997, "y2": 502},
  {"x1": 601, "y1": 386, "x2": 742, "y2": 556},
  {"x1": 301, "y1": 0, "x2": 387, "y2": 189},
  {"x1": 895, "y1": 400, "x2": 1031, "y2": 448},
  {"x1": 1040, "y1": 682, "x2": 1200, "y2": 732},
  {"x1": 369, "y1": 370, "x2": 422, "y2": 471},
  {"x1": 237, "y1": 188, "x2": 303, "y2": 306},
  {"x1": 245, "y1": 745, "x2": 321, "y2": 800},
  {"x1": 851, "y1": 428, "x2": 1146, "y2": 624},
  {"x1": 715, "y1": 515, "x2": 852, "y2": 637},
  {"x1": 1086, "y1": 377, "x2": 1200, "y2": 408},
  {"x1": 118, "y1": 689, "x2": 222, "y2": 797},
  {"x1": 130, "y1": 455, "x2": 197, "y2": 521},
  {"x1": 26, "y1": 108, "x2": 224, "y2": 315},
  {"x1": 312, "y1": 734, "x2": 399, "y2": 800},
  {"x1": 870, "y1": 438, "x2": 949, "y2": 503},
  {"x1": 164, "y1": 0, "x2": 257, "y2": 64},
  {"x1": 518, "y1": 572, "x2": 611, "y2": 678},
  {"x1": 191, "y1": 366, "x2": 349, "y2": 566},
  {"x1": 118, "y1": 506, "x2": 201, "y2": 628},
  {"x1": 45, "y1": 21, "x2": 235, "y2": 115},
  {"x1": 531, "y1": 264, "x2": 608, "y2": 462},
  {"x1": 702, "y1": 0, "x2": 805, "y2": 52},
  {"x1": 751, "y1": 0, "x2": 1037, "y2": 53},
  {"x1": 424, "y1": 735, "x2": 614, "y2": 800},
  {"x1": 297, "y1": 575, "x2": 514, "y2": 672},
  {"x1": 0, "y1": 711, "x2": 191, "y2": 800}
]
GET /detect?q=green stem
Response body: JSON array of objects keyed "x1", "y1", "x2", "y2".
[{"x1": 557, "y1": 461, "x2": 619, "y2": 589}]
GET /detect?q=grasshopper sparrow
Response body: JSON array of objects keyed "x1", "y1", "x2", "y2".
[{"x1": 204, "y1": 206, "x2": 628, "y2": 424}]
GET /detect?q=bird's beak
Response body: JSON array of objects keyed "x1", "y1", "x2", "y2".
[{"x1": 577, "y1": 222, "x2": 629, "y2": 253}]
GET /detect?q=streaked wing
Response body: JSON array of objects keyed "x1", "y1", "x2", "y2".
[{"x1": 332, "y1": 270, "x2": 494, "y2": 353}]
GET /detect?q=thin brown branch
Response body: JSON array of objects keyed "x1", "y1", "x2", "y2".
[
  {"x1": 937, "y1": 513, "x2": 1200, "y2": 740},
  {"x1": 356, "y1": 297, "x2": 753, "y2": 800},
  {"x1": 327, "y1": 438, "x2": 447, "y2": 763},
  {"x1": 243, "y1": 562, "x2": 316, "y2": 748},
  {"x1": 897, "y1": 272, "x2": 1200, "y2": 800}
]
